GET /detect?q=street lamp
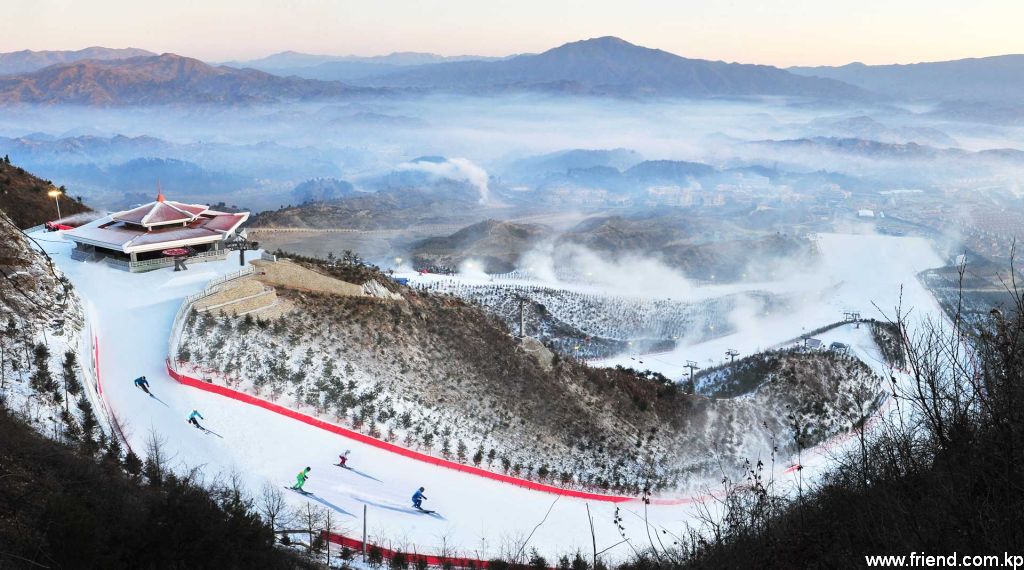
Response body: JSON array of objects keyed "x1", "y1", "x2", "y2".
[{"x1": 47, "y1": 189, "x2": 62, "y2": 220}]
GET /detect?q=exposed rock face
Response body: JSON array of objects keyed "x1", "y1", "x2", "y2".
[
  {"x1": 518, "y1": 335, "x2": 555, "y2": 371},
  {"x1": 361, "y1": 279, "x2": 403, "y2": 300}
]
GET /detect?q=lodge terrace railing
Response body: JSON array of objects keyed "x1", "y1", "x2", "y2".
[{"x1": 100, "y1": 249, "x2": 228, "y2": 273}]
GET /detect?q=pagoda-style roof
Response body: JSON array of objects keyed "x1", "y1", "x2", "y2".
[
  {"x1": 111, "y1": 192, "x2": 210, "y2": 228},
  {"x1": 65, "y1": 191, "x2": 250, "y2": 255}
]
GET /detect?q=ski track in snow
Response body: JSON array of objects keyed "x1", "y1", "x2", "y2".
[{"x1": 36, "y1": 231, "x2": 945, "y2": 561}]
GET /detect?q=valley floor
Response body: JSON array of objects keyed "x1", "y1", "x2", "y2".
[{"x1": 33, "y1": 230, "x2": 946, "y2": 562}]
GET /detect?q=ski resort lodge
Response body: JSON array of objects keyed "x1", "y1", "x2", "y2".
[{"x1": 65, "y1": 192, "x2": 249, "y2": 272}]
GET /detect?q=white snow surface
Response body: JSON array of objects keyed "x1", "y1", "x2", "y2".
[{"x1": 35, "y1": 230, "x2": 946, "y2": 562}]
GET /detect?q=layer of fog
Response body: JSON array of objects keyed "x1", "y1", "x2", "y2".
[
  {"x1": 4, "y1": 94, "x2": 1024, "y2": 212},
  {"x1": 440, "y1": 227, "x2": 947, "y2": 368},
  {"x1": 445, "y1": 233, "x2": 830, "y2": 351}
]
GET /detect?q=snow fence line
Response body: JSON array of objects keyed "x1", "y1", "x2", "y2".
[
  {"x1": 322, "y1": 531, "x2": 494, "y2": 569},
  {"x1": 89, "y1": 330, "x2": 133, "y2": 453},
  {"x1": 164, "y1": 360, "x2": 640, "y2": 503}
]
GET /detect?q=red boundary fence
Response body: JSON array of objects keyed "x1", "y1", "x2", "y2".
[
  {"x1": 322, "y1": 531, "x2": 491, "y2": 568},
  {"x1": 166, "y1": 360, "x2": 636, "y2": 503},
  {"x1": 94, "y1": 335, "x2": 133, "y2": 453}
]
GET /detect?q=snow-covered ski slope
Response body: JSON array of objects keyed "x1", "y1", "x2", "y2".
[
  {"x1": 36, "y1": 231, "x2": 946, "y2": 562},
  {"x1": 37, "y1": 233, "x2": 682, "y2": 561}
]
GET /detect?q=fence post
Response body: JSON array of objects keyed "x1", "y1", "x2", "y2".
[{"x1": 363, "y1": 504, "x2": 368, "y2": 563}]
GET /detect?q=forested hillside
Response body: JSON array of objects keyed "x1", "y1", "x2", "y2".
[{"x1": 0, "y1": 155, "x2": 91, "y2": 227}]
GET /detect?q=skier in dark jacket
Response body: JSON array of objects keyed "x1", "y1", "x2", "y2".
[
  {"x1": 134, "y1": 376, "x2": 151, "y2": 395},
  {"x1": 412, "y1": 487, "x2": 427, "y2": 509}
]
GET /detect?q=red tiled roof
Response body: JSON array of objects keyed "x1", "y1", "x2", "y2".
[
  {"x1": 113, "y1": 203, "x2": 156, "y2": 224},
  {"x1": 128, "y1": 227, "x2": 220, "y2": 246},
  {"x1": 67, "y1": 198, "x2": 250, "y2": 254},
  {"x1": 200, "y1": 213, "x2": 247, "y2": 233},
  {"x1": 111, "y1": 197, "x2": 210, "y2": 228}
]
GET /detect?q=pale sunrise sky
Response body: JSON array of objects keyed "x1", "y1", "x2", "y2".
[{"x1": 2, "y1": 0, "x2": 1022, "y2": 66}]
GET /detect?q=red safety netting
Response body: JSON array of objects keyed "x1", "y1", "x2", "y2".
[
  {"x1": 166, "y1": 360, "x2": 637, "y2": 503},
  {"x1": 323, "y1": 531, "x2": 493, "y2": 568}
]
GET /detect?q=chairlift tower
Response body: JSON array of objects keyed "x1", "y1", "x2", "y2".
[
  {"x1": 225, "y1": 233, "x2": 259, "y2": 267},
  {"x1": 516, "y1": 295, "x2": 528, "y2": 338},
  {"x1": 725, "y1": 348, "x2": 739, "y2": 364},
  {"x1": 843, "y1": 310, "x2": 862, "y2": 328},
  {"x1": 685, "y1": 360, "x2": 700, "y2": 381}
]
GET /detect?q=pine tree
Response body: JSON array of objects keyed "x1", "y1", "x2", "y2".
[
  {"x1": 30, "y1": 342, "x2": 56, "y2": 395},
  {"x1": 61, "y1": 350, "x2": 81, "y2": 411},
  {"x1": 104, "y1": 434, "x2": 124, "y2": 468},
  {"x1": 61, "y1": 408, "x2": 81, "y2": 442},
  {"x1": 124, "y1": 450, "x2": 143, "y2": 479},
  {"x1": 77, "y1": 396, "x2": 100, "y2": 456}
]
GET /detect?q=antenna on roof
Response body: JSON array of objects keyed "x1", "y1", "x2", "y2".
[{"x1": 156, "y1": 180, "x2": 165, "y2": 202}]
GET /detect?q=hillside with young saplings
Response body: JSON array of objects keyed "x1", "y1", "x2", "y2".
[{"x1": 176, "y1": 253, "x2": 883, "y2": 494}]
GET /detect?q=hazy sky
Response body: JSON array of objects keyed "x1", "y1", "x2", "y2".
[{"x1": 4, "y1": 0, "x2": 1022, "y2": 66}]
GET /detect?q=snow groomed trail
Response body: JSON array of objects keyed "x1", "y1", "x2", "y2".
[
  {"x1": 36, "y1": 230, "x2": 948, "y2": 562},
  {"x1": 165, "y1": 362, "x2": 633, "y2": 503},
  {"x1": 38, "y1": 233, "x2": 682, "y2": 563}
]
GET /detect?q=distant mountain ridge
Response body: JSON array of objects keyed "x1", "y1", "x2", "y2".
[
  {"x1": 220, "y1": 50, "x2": 505, "y2": 82},
  {"x1": 8, "y1": 43, "x2": 1024, "y2": 103},
  {"x1": 0, "y1": 53, "x2": 368, "y2": 105},
  {"x1": 0, "y1": 47, "x2": 154, "y2": 75},
  {"x1": 790, "y1": 54, "x2": 1024, "y2": 102},
  {"x1": 363, "y1": 36, "x2": 866, "y2": 98},
  {"x1": 223, "y1": 50, "x2": 499, "y2": 70}
]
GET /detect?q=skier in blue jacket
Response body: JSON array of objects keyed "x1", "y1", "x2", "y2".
[
  {"x1": 133, "y1": 376, "x2": 151, "y2": 395},
  {"x1": 187, "y1": 409, "x2": 205, "y2": 430},
  {"x1": 412, "y1": 487, "x2": 427, "y2": 509}
]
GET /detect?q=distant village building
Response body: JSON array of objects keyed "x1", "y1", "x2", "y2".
[{"x1": 65, "y1": 192, "x2": 249, "y2": 272}]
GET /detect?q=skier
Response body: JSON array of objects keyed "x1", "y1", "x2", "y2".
[
  {"x1": 187, "y1": 409, "x2": 205, "y2": 430},
  {"x1": 134, "y1": 376, "x2": 151, "y2": 395},
  {"x1": 338, "y1": 449, "x2": 351, "y2": 468},
  {"x1": 291, "y1": 467, "x2": 311, "y2": 492},
  {"x1": 412, "y1": 487, "x2": 427, "y2": 510}
]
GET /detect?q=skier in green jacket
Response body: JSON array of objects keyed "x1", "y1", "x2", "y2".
[{"x1": 291, "y1": 467, "x2": 311, "y2": 492}]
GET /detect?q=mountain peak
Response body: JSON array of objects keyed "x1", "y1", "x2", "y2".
[
  {"x1": 575, "y1": 36, "x2": 634, "y2": 46},
  {"x1": 0, "y1": 52, "x2": 363, "y2": 105},
  {"x1": 545, "y1": 36, "x2": 646, "y2": 55}
]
